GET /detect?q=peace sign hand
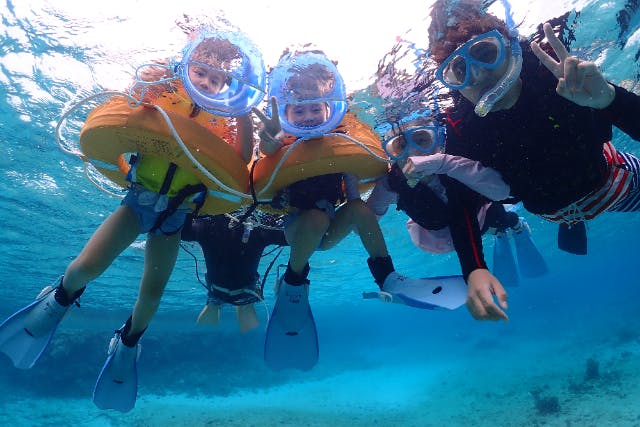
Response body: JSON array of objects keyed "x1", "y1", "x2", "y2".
[
  {"x1": 252, "y1": 96, "x2": 285, "y2": 155},
  {"x1": 531, "y1": 22, "x2": 615, "y2": 109}
]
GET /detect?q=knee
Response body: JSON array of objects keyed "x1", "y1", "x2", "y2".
[
  {"x1": 301, "y1": 209, "x2": 331, "y2": 230},
  {"x1": 349, "y1": 199, "x2": 368, "y2": 212},
  {"x1": 344, "y1": 199, "x2": 373, "y2": 220}
]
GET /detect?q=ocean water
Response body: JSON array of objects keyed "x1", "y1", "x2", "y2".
[{"x1": 1, "y1": 1, "x2": 640, "y2": 426}]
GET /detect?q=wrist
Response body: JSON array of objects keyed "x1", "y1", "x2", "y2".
[
  {"x1": 259, "y1": 136, "x2": 283, "y2": 155},
  {"x1": 599, "y1": 83, "x2": 616, "y2": 109}
]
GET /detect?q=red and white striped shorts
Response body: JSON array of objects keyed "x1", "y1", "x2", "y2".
[{"x1": 540, "y1": 142, "x2": 633, "y2": 225}]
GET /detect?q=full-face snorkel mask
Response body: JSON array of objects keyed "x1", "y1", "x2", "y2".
[
  {"x1": 178, "y1": 28, "x2": 266, "y2": 117},
  {"x1": 267, "y1": 51, "x2": 347, "y2": 139}
]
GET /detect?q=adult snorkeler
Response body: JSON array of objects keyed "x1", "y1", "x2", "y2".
[{"x1": 428, "y1": 0, "x2": 640, "y2": 321}]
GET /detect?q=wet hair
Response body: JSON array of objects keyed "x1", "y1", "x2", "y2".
[
  {"x1": 285, "y1": 62, "x2": 335, "y2": 100},
  {"x1": 429, "y1": 2, "x2": 509, "y2": 64},
  {"x1": 191, "y1": 37, "x2": 241, "y2": 70}
]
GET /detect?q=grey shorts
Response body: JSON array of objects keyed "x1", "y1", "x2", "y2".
[{"x1": 121, "y1": 184, "x2": 193, "y2": 235}]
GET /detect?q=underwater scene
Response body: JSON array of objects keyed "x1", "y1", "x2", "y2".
[{"x1": 1, "y1": 0, "x2": 640, "y2": 425}]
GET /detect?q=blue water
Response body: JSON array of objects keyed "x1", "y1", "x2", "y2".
[{"x1": 1, "y1": 1, "x2": 640, "y2": 426}]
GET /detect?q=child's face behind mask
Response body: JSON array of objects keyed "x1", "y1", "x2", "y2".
[
  {"x1": 384, "y1": 125, "x2": 442, "y2": 166},
  {"x1": 188, "y1": 65, "x2": 227, "y2": 95},
  {"x1": 285, "y1": 102, "x2": 330, "y2": 128}
]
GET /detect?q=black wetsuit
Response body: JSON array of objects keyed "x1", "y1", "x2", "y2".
[
  {"x1": 181, "y1": 214, "x2": 288, "y2": 304},
  {"x1": 442, "y1": 42, "x2": 640, "y2": 279}
]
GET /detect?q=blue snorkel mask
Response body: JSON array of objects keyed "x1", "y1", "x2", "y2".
[
  {"x1": 267, "y1": 51, "x2": 347, "y2": 139},
  {"x1": 435, "y1": 29, "x2": 507, "y2": 90},
  {"x1": 434, "y1": 0, "x2": 522, "y2": 117},
  {"x1": 178, "y1": 28, "x2": 266, "y2": 117},
  {"x1": 379, "y1": 111, "x2": 446, "y2": 161}
]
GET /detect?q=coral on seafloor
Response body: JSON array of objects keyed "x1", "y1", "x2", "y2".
[
  {"x1": 585, "y1": 357, "x2": 600, "y2": 381},
  {"x1": 530, "y1": 387, "x2": 561, "y2": 416}
]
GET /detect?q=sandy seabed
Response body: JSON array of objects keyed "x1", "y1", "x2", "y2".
[{"x1": 2, "y1": 332, "x2": 639, "y2": 427}]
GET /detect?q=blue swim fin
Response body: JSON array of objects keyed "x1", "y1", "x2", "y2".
[
  {"x1": 512, "y1": 219, "x2": 549, "y2": 278},
  {"x1": 364, "y1": 272, "x2": 467, "y2": 310},
  {"x1": 93, "y1": 329, "x2": 140, "y2": 413},
  {"x1": 264, "y1": 279, "x2": 318, "y2": 371},
  {"x1": 493, "y1": 234, "x2": 520, "y2": 287},
  {"x1": 0, "y1": 282, "x2": 70, "y2": 369}
]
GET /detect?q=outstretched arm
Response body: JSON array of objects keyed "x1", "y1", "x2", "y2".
[
  {"x1": 235, "y1": 114, "x2": 255, "y2": 163},
  {"x1": 403, "y1": 153, "x2": 511, "y2": 201},
  {"x1": 531, "y1": 22, "x2": 615, "y2": 109},
  {"x1": 444, "y1": 177, "x2": 509, "y2": 321}
]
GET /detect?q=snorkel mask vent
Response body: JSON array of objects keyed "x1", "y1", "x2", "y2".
[
  {"x1": 179, "y1": 28, "x2": 266, "y2": 117},
  {"x1": 267, "y1": 51, "x2": 347, "y2": 139}
]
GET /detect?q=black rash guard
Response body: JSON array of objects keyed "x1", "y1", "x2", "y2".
[
  {"x1": 442, "y1": 42, "x2": 640, "y2": 279},
  {"x1": 181, "y1": 214, "x2": 288, "y2": 289}
]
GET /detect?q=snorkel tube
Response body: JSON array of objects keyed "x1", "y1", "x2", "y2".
[{"x1": 474, "y1": 0, "x2": 522, "y2": 117}]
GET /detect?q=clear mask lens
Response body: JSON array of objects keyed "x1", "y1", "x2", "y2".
[
  {"x1": 187, "y1": 62, "x2": 230, "y2": 95},
  {"x1": 383, "y1": 126, "x2": 440, "y2": 160},
  {"x1": 384, "y1": 135, "x2": 410, "y2": 160},
  {"x1": 469, "y1": 40, "x2": 500, "y2": 64},
  {"x1": 285, "y1": 101, "x2": 330, "y2": 128},
  {"x1": 406, "y1": 127, "x2": 437, "y2": 153},
  {"x1": 436, "y1": 30, "x2": 507, "y2": 89}
]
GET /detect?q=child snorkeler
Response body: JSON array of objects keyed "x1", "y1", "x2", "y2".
[
  {"x1": 252, "y1": 50, "x2": 455, "y2": 371},
  {"x1": 367, "y1": 113, "x2": 548, "y2": 289},
  {"x1": 0, "y1": 25, "x2": 264, "y2": 412}
]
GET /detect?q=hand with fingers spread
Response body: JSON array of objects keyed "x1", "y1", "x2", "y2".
[
  {"x1": 466, "y1": 269, "x2": 509, "y2": 321},
  {"x1": 252, "y1": 96, "x2": 286, "y2": 156},
  {"x1": 531, "y1": 22, "x2": 615, "y2": 109}
]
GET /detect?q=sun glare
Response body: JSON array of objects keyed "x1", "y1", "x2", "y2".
[{"x1": 6, "y1": 0, "x2": 592, "y2": 98}]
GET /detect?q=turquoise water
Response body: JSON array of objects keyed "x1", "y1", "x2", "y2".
[{"x1": 1, "y1": 1, "x2": 640, "y2": 426}]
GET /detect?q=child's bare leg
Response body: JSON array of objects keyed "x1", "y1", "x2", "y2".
[
  {"x1": 320, "y1": 199, "x2": 388, "y2": 257},
  {"x1": 63, "y1": 206, "x2": 141, "y2": 295},
  {"x1": 126, "y1": 231, "x2": 181, "y2": 339},
  {"x1": 236, "y1": 304, "x2": 259, "y2": 333},
  {"x1": 285, "y1": 209, "x2": 330, "y2": 275}
]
